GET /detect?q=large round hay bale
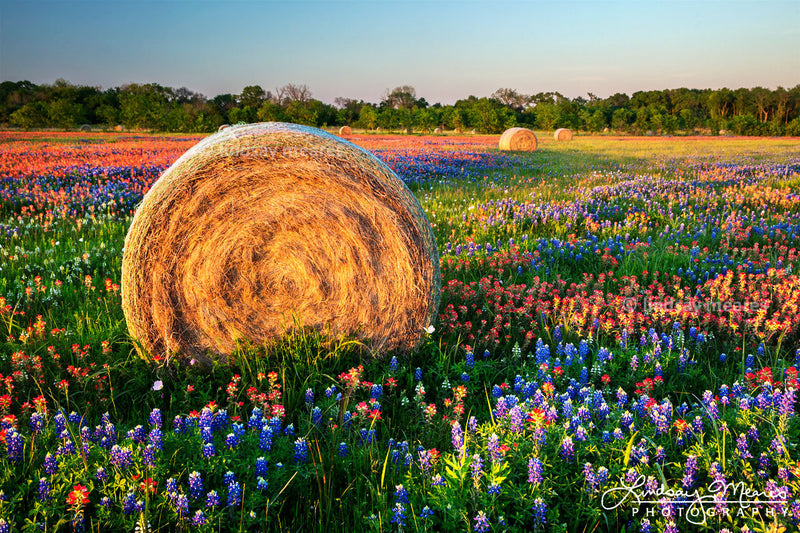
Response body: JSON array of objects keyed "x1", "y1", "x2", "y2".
[
  {"x1": 338, "y1": 126, "x2": 352, "y2": 136},
  {"x1": 498, "y1": 127, "x2": 538, "y2": 152},
  {"x1": 122, "y1": 122, "x2": 440, "y2": 364},
  {"x1": 79, "y1": 124, "x2": 91, "y2": 132},
  {"x1": 114, "y1": 125, "x2": 124, "y2": 132},
  {"x1": 554, "y1": 128, "x2": 573, "y2": 141},
  {"x1": 434, "y1": 127, "x2": 443, "y2": 134}
]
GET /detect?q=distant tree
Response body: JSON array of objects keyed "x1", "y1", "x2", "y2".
[
  {"x1": 239, "y1": 85, "x2": 267, "y2": 108},
  {"x1": 48, "y1": 98, "x2": 84, "y2": 129},
  {"x1": 358, "y1": 105, "x2": 378, "y2": 129},
  {"x1": 491, "y1": 88, "x2": 529, "y2": 112},
  {"x1": 10, "y1": 101, "x2": 48, "y2": 129},
  {"x1": 276, "y1": 84, "x2": 312, "y2": 105},
  {"x1": 257, "y1": 101, "x2": 285, "y2": 122},
  {"x1": 382, "y1": 85, "x2": 417, "y2": 110},
  {"x1": 119, "y1": 83, "x2": 170, "y2": 130}
]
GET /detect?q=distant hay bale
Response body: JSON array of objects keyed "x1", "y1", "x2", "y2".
[
  {"x1": 114, "y1": 125, "x2": 124, "y2": 132},
  {"x1": 218, "y1": 124, "x2": 230, "y2": 132},
  {"x1": 434, "y1": 127, "x2": 443, "y2": 134},
  {"x1": 375, "y1": 127, "x2": 381, "y2": 132},
  {"x1": 603, "y1": 127, "x2": 609, "y2": 133},
  {"x1": 122, "y1": 122, "x2": 440, "y2": 364},
  {"x1": 402, "y1": 127, "x2": 413, "y2": 134},
  {"x1": 498, "y1": 127, "x2": 538, "y2": 152},
  {"x1": 339, "y1": 126, "x2": 352, "y2": 136},
  {"x1": 554, "y1": 128, "x2": 573, "y2": 141},
  {"x1": 79, "y1": 124, "x2": 91, "y2": 132},
  {"x1": 470, "y1": 129, "x2": 477, "y2": 135}
]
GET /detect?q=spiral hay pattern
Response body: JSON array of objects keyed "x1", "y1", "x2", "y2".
[
  {"x1": 122, "y1": 122, "x2": 440, "y2": 364},
  {"x1": 498, "y1": 128, "x2": 538, "y2": 152},
  {"x1": 554, "y1": 128, "x2": 573, "y2": 141}
]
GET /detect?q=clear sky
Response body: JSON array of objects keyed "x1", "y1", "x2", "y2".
[{"x1": 1, "y1": 0, "x2": 798, "y2": 104}]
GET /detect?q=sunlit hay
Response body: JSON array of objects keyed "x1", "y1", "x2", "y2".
[
  {"x1": 114, "y1": 125, "x2": 124, "y2": 132},
  {"x1": 219, "y1": 124, "x2": 230, "y2": 132},
  {"x1": 498, "y1": 127, "x2": 538, "y2": 152},
  {"x1": 434, "y1": 127, "x2": 443, "y2": 134},
  {"x1": 122, "y1": 122, "x2": 440, "y2": 365},
  {"x1": 338, "y1": 126, "x2": 352, "y2": 136},
  {"x1": 554, "y1": 128, "x2": 573, "y2": 141}
]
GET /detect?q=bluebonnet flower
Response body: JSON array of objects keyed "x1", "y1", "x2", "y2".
[
  {"x1": 96, "y1": 467, "x2": 108, "y2": 483},
  {"x1": 148, "y1": 428, "x2": 162, "y2": 451},
  {"x1": 43, "y1": 452, "x2": 59, "y2": 474},
  {"x1": 227, "y1": 481, "x2": 241, "y2": 507},
  {"x1": 560, "y1": 436, "x2": 574, "y2": 461},
  {"x1": 38, "y1": 477, "x2": 51, "y2": 501},
  {"x1": 294, "y1": 437, "x2": 309, "y2": 463},
  {"x1": 255, "y1": 456, "x2": 269, "y2": 477},
  {"x1": 259, "y1": 427, "x2": 273, "y2": 451},
  {"x1": 470, "y1": 453, "x2": 484, "y2": 482},
  {"x1": 123, "y1": 492, "x2": 143, "y2": 515},
  {"x1": 257, "y1": 477, "x2": 268, "y2": 491},
  {"x1": 390, "y1": 502, "x2": 407, "y2": 527},
  {"x1": 142, "y1": 445, "x2": 156, "y2": 468},
  {"x1": 338, "y1": 442, "x2": 349, "y2": 457},
  {"x1": 149, "y1": 408, "x2": 161, "y2": 428},
  {"x1": 389, "y1": 356, "x2": 399, "y2": 372},
  {"x1": 419, "y1": 506, "x2": 434, "y2": 519},
  {"x1": 192, "y1": 510, "x2": 207, "y2": 526},
  {"x1": 487, "y1": 433, "x2": 503, "y2": 464},
  {"x1": 683, "y1": 454, "x2": 698, "y2": 489},
  {"x1": 110, "y1": 445, "x2": 133, "y2": 469},
  {"x1": 188, "y1": 471, "x2": 204, "y2": 500},
  {"x1": 395, "y1": 484, "x2": 409, "y2": 504},
  {"x1": 487, "y1": 482, "x2": 501, "y2": 495},
  {"x1": 415, "y1": 367, "x2": 423, "y2": 382},
  {"x1": 466, "y1": 351, "x2": 474, "y2": 369},
  {"x1": 431, "y1": 474, "x2": 445, "y2": 487},
  {"x1": 305, "y1": 388, "x2": 314, "y2": 405},
  {"x1": 206, "y1": 490, "x2": 220, "y2": 508},
  {"x1": 225, "y1": 432, "x2": 239, "y2": 449},
  {"x1": 473, "y1": 511, "x2": 490, "y2": 532},
  {"x1": 532, "y1": 497, "x2": 547, "y2": 524},
  {"x1": 173, "y1": 415, "x2": 185, "y2": 434},
  {"x1": 5, "y1": 430, "x2": 23, "y2": 463},
  {"x1": 202, "y1": 442, "x2": 215, "y2": 459},
  {"x1": 30, "y1": 412, "x2": 44, "y2": 434},
  {"x1": 174, "y1": 493, "x2": 190, "y2": 518}
]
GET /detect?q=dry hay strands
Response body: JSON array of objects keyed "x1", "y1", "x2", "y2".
[
  {"x1": 554, "y1": 128, "x2": 573, "y2": 141},
  {"x1": 338, "y1": 125, "x2": 352, "y2": 136},
  {"x1": 498, "y1": 127, "x2": 538, "y2": 151},
  {"x1": 122, "y1": 122, "x2": 440, "y2": 365}
]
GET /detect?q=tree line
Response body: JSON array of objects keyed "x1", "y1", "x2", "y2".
[{"x1": 2, "y1": 79, "x2": 799, "y2": 136}]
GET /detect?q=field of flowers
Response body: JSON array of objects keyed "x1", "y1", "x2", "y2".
[{"x1": 0, "y1": 129, "x2": 799, "y2": 532}]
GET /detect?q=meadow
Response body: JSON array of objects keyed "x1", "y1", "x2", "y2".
[{"x1": 0, "y1": 130, "x2": 799, "y2": 532}]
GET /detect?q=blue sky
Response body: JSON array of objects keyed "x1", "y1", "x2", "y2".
[{"x1": 1, "y1": 0, "x2": 798, "y2": 104}]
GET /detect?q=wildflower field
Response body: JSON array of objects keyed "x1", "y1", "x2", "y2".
[{"x1": 0, "y1": 130, "x2": 799, "y2": 532}]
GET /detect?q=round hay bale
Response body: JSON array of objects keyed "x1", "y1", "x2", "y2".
[
  {"x1": 603, "y1": 127, "x2": 609, "y2": 133},
  {"x1": 554, "y1": 128, "x2": 573, "y2": 141},
  {"x1": 402, "y1": 127, "x2": 413, "y2": 134},
  {"x1": 338, "y1": 126, "x2": 352, "y2": 136},
  {"x1": 498, "y1": 127, "x2": 538, "y2": 152},
  {"x1": 375, "y1": 127, "x2": 381, "y2": 132},
  {"x1": 434, "y1": 127, "x2": 443, "y2": 134},
  {"x1": 79, "y1": 124, "x2": 91, "y2": 132},
  {"x1": 470, "y1": 129, "x2": 477, "y2": 135},
  {"x1": 218, "y1": 124, "x2": 230, "y2": 132},
  {"x1": 114, "y1": 125, "x2": 124, "y2": 132},
  {"x1": 122, "y1": 122, "x2": 440, "y2": 364}
]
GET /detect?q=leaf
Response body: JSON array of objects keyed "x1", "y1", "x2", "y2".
[{"x1": 623, "y1": 431, "x2": 639, "y2": 467}]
